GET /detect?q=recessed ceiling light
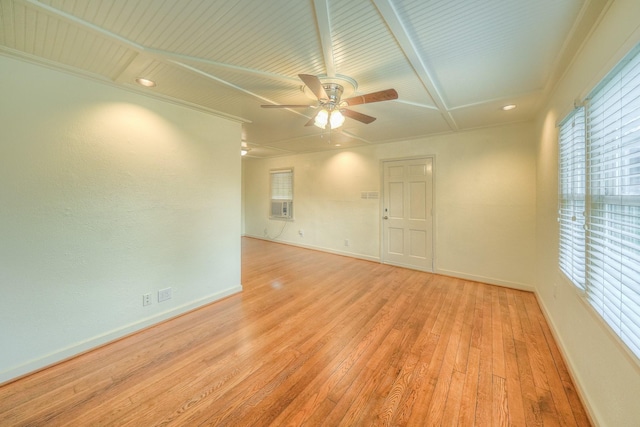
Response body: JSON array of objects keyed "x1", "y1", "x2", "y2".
[
  {"x1": 501, "y1": 104, "x2": 516, "y2": 111},
  {"x1": 135, "y1": 78, "x2": 156, "y2": 88}
]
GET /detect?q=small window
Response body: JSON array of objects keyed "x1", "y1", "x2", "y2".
[{"x1": 270, "y1": 169, "x2": 293, "y2": 220}]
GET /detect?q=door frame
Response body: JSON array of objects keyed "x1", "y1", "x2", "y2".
[{"x1": 379, "y1": 155, "x2": 436, "y2": 272}]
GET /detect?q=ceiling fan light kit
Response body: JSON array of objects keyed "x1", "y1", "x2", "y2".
[
  {"x1": 313, "y1": 108, "x2": 345, "y2": 130},
  {"x1": 262, "y1": 74, "x2": 397, "y2": 130}
]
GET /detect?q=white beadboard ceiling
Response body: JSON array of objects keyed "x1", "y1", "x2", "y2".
[{"x1": 0, "y1": 0, "x2": 607, "y2": 158}]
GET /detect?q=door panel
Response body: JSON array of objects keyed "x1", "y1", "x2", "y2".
[
  {"x1": 389, "y1": 166, "x2": 404, "y2": 177},
  {"x1": 382, "y1": 158, "x2": 433, "y2": 271},
  {"x1": 410, "y1": 229, "x2": 427, "y2": 258},
  {"x1": 409, "y1": 164, "x2": 426, "y2": 176},
  {"x1": 389, "y1": 182, "x2": 404, "y2": 217},
  {"x1": 410, "y1": 182, "x2": 426, "y2": 219},
  {"x1": 388, "y1": 227, "x2": 404, "y2": 254}
]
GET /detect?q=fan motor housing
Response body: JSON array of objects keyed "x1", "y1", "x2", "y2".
[{"x1": 302, "y1": 74, "x2": 357, "y2": 103}]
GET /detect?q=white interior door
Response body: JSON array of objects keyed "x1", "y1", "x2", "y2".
[{"x1": 382, "y1": 158, "x2": 434, "y2": 272}]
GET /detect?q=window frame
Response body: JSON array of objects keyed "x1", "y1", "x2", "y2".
[
  {"x1": 558, "y1": 42, "x2": 640, "y2": 363},
  {"x1": 558, "y1": 107, "x2": 587, "y2": 291},
  {"x1": 269, "y1": 168, "x2": 294, "y2": 220}
]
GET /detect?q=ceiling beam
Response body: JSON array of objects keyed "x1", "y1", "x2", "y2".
[
  {"x1": 371, "y1": 0, "x2": 458, "y2": 130},
  {"x1": 144, "y1": 49, "x2": 301, "y2": 85},
  {"x1": 313, "y1": 0, "x2": 336, "y2": 77},
  {"x1": 168, "y1": 61, "x2": 311, "y2": 121},
  {"x1": 19, "y1": 0, "x2": 144, "y2": 52},
  {"x1": 18, "y1": 0, "x2": 303, "y2": 115},
  {"x1": 394, "y1": 99, "x2": 441, "y2": 111},
  {"x1": 21, "y1": 0, "x2": 298, "y2": 84}
]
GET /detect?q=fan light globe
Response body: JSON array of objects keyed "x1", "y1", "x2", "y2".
[
  {"x1": 314, "y1": 109, "x2": 329, "y2": 128},
  {"x1": 330, "y1": 110, "x2": 345, "y2": 128}
]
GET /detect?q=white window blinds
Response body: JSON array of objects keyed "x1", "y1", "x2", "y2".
[
  {"x1": 558, "y1": 108, "x2": 586, "y2": 290},
  {"x1": 270, "y1": 169, "x2": 293, "y2": 201},
  {"x1": 585, "y1": 47, "x2": 640, "y2": 358},
  {"x1": 559, "y1": 43, "x2": 640, "y2": 360}
]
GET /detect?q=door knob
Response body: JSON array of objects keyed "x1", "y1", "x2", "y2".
[{"x1": 383, "y1": 215, "x2": 389, "y2": 219}]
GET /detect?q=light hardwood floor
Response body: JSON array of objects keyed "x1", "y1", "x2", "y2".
[{"x1": 0, "y1": 237, "x2": 591, "y2": 426}]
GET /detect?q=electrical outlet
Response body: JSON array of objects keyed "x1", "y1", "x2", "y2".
[
  {"x1": 142, "y1": 293, "x2": 152, "y2": 306},
  {"x1": 344, "y1": 239, "x2": 349, "y2": 247},
  {"x1": 158, "y1": 287, "x2": 172, "y2": 302},
  {"x1": 299, "y1": 229, "x2": 304, "y2": 237},
  {"x1": 264, "y1": 228, "x2": 268, "y2": 236}
]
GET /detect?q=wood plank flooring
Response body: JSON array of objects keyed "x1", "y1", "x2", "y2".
[{"x1": 0, "y1": 237, "x2": 591, "y2": 426}]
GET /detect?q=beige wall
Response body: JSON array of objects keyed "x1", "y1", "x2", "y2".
[
  {"x1": 244, "y1": 122, "x2": 537, "y2": 290},
  {"x1": 3, "y1": 2, "x2": 639, "y2": 421},
  {"x1": 0, "y1": 55, "x2": 242, "y2": 383},
  {"x1": 534, "y1": 1, "x2": 640, "y2": 425}
]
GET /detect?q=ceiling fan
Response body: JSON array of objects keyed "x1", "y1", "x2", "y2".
[{"x1": 261, "y1": 74, "x2": 398, "y2": 129}]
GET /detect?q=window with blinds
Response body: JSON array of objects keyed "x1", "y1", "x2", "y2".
[
  {"x1": 558, "y1": 43, "x2": 640, "y2": 360},
  {"x1": 559, "y1": 108, "x2": 586, "y2": 289},
  {"x1": 270, "y1": 169, "x2": 293, "y2": 219}
]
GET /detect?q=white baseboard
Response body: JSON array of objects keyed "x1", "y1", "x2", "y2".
[
  {"x1": 243, "y1": 234, "x2": 535, "y2": 292},
  {"x1": 243, "y1": 234, "x2": 380, "y2": 263},
  {"x1": 534, "y1": 293, "x2": 599, "y2": 426},
  {"x1": 436, "y1": 268, "x2": 536, "y2": 292},
  {"x1": 0, "y1": 285, "x2": 242, "y2": 385}
]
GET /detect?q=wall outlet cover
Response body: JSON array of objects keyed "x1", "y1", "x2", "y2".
[{"x1": 158, "y1": 287, "x2": 172, "y2": 302}]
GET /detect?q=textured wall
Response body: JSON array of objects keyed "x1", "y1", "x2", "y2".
[
  {"x1": 243, "y1": 122, "x2": 536, "y2": 290},
  {"x1": 0, "y1": 55, "x2": 242, "y2": 383},
  {"x1": 534, "y1": 1, "x2": 640, "y2": 425}
]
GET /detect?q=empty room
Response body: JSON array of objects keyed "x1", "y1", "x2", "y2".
[{"x1": 1, "y1": 0, "x2": 639, "y2": 425}]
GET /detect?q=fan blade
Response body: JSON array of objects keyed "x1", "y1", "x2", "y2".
[
  {"x1": 342, "y1": 109, "x2": 376, "y2": 124},
  {"x1": 261, "y1": 104, "x2": 312, "y2": 108},
  {"x1": 299, "y1": 74, "x2": 329, "y2": 101},
  {"x1": 343, "y1": 89, "x2": 398, "y2": 106}
]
